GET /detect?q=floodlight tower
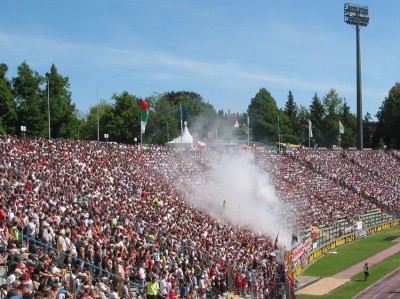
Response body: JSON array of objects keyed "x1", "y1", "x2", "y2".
[{"x1": 344, "y1": 3, "x2": 369, "y2": 150}]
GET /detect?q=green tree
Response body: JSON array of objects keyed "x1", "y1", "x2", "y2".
[
  {"x1": 309, "y1": 93, "x2": 325, "y2": 147},
  {"x1": 45, "y1": 64, "x2": 78, "y2": 138},
  {"x1": 375, "y1": 82, "x2": 400, "y2": 148},
  {"x1": 284, "y1": 90, "x2": 298, "y2": 137},
  {"x1": 248, "y1": 88, "x2": 280, "y2": 143},
  {"x1": 75, "y1": 110, "x2": 87, "y2": 140},
  {"x1": 363, "y1": 112, "x2": 374, "y2": 148},
  {"x1": 81, "y1": 100, "x2": 113, "y2": 141},
  {"x1": 234, "y1": 123, "x2": 250, "y2": 140},
  {"x1": 151, "y1": 93, "x2": 179, "y2": 144},
  {"x1": 340, "y1": 100, "x2": 357, "y2": 148},
  {"x1": 154, "y1": 91, "x2": 216, "y2": 141},
  {"x1": 105, "y1": 91, "x2": 140, "y2": 144},
  {"x1": 12, "y1": 61, "x2": 45, "y2": 137},
  {"x1": 0, "y1": 63, "x2": 17, "y2": 134},
  {"x1": 322, "y1": 89, "x2": 343, "y2": 147},
  {"x1": 296, "y1": 105, "x2": 310, "y2": 145}
]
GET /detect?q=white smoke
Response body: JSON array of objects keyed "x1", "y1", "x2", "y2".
[{"x1": 189, "y1": 150, "x2": 293, "y2": 248}]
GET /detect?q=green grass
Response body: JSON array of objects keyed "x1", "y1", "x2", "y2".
[
  {"x1": 302, "y1": 227, "x2": 400, "y2": 277},
  {"x1": 296, "y1": 227, "x2": 400, "y2": 298}
]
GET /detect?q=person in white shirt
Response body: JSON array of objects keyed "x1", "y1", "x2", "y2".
[
  {"x1": 138, "y1": 263, "x2": 146, "y2": 293},
  {"x1": 41, "y1": 221, "x2": 52, "y2": 253},
  {"x1": 109, "y1": 287, "x2": 119, "y2": 299},
  {"x1": 57, "y1": 229, "x2": 67, "y2": 268},
  {"x1": 159, "y1": 273, "x2": 170, "y2": 298},
  {"x1": 6, "y1": 268, "x2": 23, "y2": 286},
  {"x1": 26, "y1": 217, "x2": 36, "y2": 252},
  {"x1": 96, "y1": 277, "x2": 111, "y2": 299}
]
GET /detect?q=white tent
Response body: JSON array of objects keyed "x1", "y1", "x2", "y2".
[{"x1": 167, "y1": 121, "x2": 193, "y2": 148}]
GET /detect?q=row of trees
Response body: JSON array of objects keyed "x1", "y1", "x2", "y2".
[{"x1": 1, "y1": 61, "x2": 399, "y2": 148}]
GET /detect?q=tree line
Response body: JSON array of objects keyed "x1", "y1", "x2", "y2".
[{"x1": 1, "y1": 61, "x2": 399, "y2": 148}]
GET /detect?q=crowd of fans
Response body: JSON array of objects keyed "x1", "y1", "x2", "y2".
[
  {"x1": 0, "y1": 136, "x2": 285, "y2": 299},
  {"x1": 297, "y1": 149, "x2": 400, "y2": 216},
  {"x1": 1, "y1": 135, "x2": 400, "y2": 299},
  {"x1": 256, "y1": 151, "x2": 378, "y2": 230}
]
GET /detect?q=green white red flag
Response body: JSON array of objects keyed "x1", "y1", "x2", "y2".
[{"x1": 139, "y1": 98, "x2": 149, "y2": 134}]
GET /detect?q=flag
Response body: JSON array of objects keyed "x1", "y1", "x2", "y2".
[
  {"x1": 247, "y1": 114, "x2": 250, "y2": 127},
  {"x1": 339, "y1": 121, "x2": 344, "y2": 134},
  {"x1": 308, "y1": 120, "x2": 313, "y2": 138},
  {"x1": 139, "y1": 99, "x2": 149, "y2": 134},
  {"x1": 180, "y1": 103, "x2": 183, "y2": 136}
]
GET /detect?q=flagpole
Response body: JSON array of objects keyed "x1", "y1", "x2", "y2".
[
  {"x1": 216, "y1": 112, "x2": 218, "y2": 146},
  {"x1": 140, "y1": 111, "x2": 142, "y2": 149},
  {"x1": 278, "y1": 115, "x2": 280, "y2": 152},
  {"x1": 180, "y1": 103, "x2": 183, "y2": 150},
  {"x1": 97, "y1": 87, "x2": 99, "y2": 142},
  {"x1": 247, "y1": 113, "x2": 250, "y2": 146},
  {"x1": 47, "y1": 78, "x2": 51, "y2": 139}
]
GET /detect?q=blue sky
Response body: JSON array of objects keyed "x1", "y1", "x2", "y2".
[{"x1": 1, "y1": 1, "x2": 399, "y2": 120}]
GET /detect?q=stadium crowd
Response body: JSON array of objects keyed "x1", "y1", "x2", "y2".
[
  {"x1": 0, "y1": 135, "x2": 400, "y2": 299},
  {"x1": 0, "y1": 136, "x2": 285, "y2": 299}
]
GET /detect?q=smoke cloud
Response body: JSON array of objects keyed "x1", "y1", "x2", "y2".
[{"x1": 189, "y1": 150, "x2": 293, "y2": 248}]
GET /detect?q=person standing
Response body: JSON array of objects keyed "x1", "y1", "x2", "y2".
[
  {"x1": 26, "y1": 217, "x2": 36, "y2": 253},
  {"x1": 363, "y1": 262, "x2": 369, "y2": 281},
  {"x1": 145, "y1": 274, "x2": 160, "y2": 299},
  {"x1": 57, "y1": 229, "x2": 67, "y2": 268}
]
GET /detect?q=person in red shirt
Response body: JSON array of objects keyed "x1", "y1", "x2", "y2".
[
  {"x1": 235, "y1": 273, "x2": 241, "y2": 295},
  {"x1": 241, "y1": 275, "x2": 248, "y2": 296},
  {"x1": 0, "y1": 205, "x2": 7, "y2": 222},
  {"x1": 169, "y1": 282, "x2": 178, "y2": 299},
  {"x1": 209, "y1": 264, "x2": 217, "y2": 278}
]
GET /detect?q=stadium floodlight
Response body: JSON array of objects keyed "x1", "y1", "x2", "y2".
[
  {"x1": 344, "y1": 3, "x2": 369, "y2": 150},
  {"x1": 345, "y1": 4, "x2": 369, "y2": 26}
]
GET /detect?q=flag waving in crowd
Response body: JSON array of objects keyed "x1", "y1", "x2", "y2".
[
  {"x1": 339, "y1": 121, "x2": 344, "y2": 134},
  {"x1": 140, "y1": 98, "x2": 150, "y2": 134}
]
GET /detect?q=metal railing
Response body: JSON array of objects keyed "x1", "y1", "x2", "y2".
[{"x1": 13, "y1": 234, "x2": 144, "y2": 299}]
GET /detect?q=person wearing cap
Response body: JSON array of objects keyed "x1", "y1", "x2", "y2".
[
  {"x1": 145, "y1": 275, "x2": 159, "y2": 299},
  {"x1": 6, "y1": 268, "x2": 23, "y2": 286},
  {"x1": 7, "y1": 254, "x2": 26, "y2": 275},
  {"x1": 25, "y1": 253, "x2": 39, "y2": 268}
]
